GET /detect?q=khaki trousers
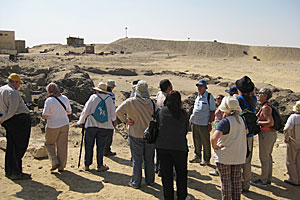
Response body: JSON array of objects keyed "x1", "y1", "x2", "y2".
[
  {"x1": 286, "y1": 141, "x2": 300, "y2": 184},
  {"x1": 258, "y1": 131, "x2": 277, "y2": 183},
  {"x1": 242, "y1": 137, "x2": 253, "y2": 190},
  {"x1": 192, "y1": 124, "x2": 211, "y2": 162},
  {"x1": 45, "y1": 124, "x2": 69, "y2": 170}
]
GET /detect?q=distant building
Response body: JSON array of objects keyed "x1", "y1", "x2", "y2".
[
  {"x1": 85, "y1": 44, "x2": 95, "y2": 54},
  {"x1": 0, "y1": 30, "x2": 17, "y2": 54},
  {"x1": 15, "y1": 40, "x2": 27, "y2": 53},
  {"x1": 67, "y1": 36, "x2": 84, "y2": 47}
]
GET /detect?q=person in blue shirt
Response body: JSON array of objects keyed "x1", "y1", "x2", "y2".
[
  {"x1": 189, "y1": 79, "x2": 216, "y2": 166},
  {"x1": 235, "y1": 75, "x2": 257, "y2": 192},
  {"x1": 104, "y1": 80, "x2": 117, "y2": 156}
]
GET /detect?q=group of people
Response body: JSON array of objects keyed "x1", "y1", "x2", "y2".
[{"x1": 1, "y1": 73, "x2": 300, "y2": 200}]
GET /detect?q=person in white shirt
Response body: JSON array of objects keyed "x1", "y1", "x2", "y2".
[
  {"x1": 42, "y1": 82, "x2": 72, "y2": 172},
  {"x1": 283, "y1": 100, "x2": 300, "y2": 186},
  {"x1": 77, "y1": 82, "x2": 116, "y2": 172}
]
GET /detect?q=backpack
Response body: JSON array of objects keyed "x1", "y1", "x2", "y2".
[
  {"x1": 144, "y1": 100, "x2": 159, "y2": 144},
  {"x1": 92, "y1": 95, "x2": 110, "y2": 123},
  {"x1": 264, "y1": 103, "x2": 283, "y2": 132},
  {"x1": 238, "y1": 98, "x2": 261, "y2": 135}
]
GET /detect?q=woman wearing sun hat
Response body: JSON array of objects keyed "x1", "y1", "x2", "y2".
[
  {"x1": 283, "y1": 100, "x2": 300, "y2": 186},
  {"x1": 77, "y1": 82, "x2": 116, "y2": 172},
  {"x1": 211, "y1": 96, "x2": 247, "y2": 200}
]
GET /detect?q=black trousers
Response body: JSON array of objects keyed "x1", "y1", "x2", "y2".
[
  {"x1": 2, "y1": 113, "x2": 31, "y2": 175},
  {"x1": 157, "y1": 148, "x2": 188, "y2": 200},
  {"x1": 104, "y1": 130, "x2": 113, "y2": 153}
]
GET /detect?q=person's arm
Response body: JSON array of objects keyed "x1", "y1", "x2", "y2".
[
  {"x1": 116, "y1": 99, "x2": 130, "y2": 123},
  {"x1": 2, "y1": 90, "x2": 20, "y2": 122},
  {"x1": 283, "y1": 115, "x2": 293, "y2": 143},
  {"x1": 211, "y1": 130, "x2": 224, "y2": 150},
  {"x1": 77, "y1": 96, "x2": 93, "y2": 125},
  {"x1": 66, "y1": 97, "x2": 72, "y2": 115},
  {"x1": 258, "y1": 105, "x2": 274, "y2": 127}
]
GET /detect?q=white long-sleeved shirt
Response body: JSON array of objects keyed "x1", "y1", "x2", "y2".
[
  {"x1": 77, "y1": 93, "x2": 116, "y2": 129},
  {"x1": 0, "y1": 84, "x2": 29, "y2": 122}
]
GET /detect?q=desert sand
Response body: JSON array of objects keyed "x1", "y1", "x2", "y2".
[{"x1": 0, "y1": 38, "x2": 300, "y2": 200}]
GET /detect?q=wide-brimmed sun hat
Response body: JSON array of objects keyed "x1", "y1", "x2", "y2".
[
  {"x1": 236, "y1": 76, "x2": 255, "y2": 93},
  {"x1": 293, "y1": 101, "x2": 300, "y2": 113},
  {"x1": 107, "y1": 80, "x2": 116, "y2": 88},
  {"x1": 8, "y1": 73, "x2": 24, "y2": 84},
  {"x1": 219, "y1": 96, "x2": 242, "y2": 113},
  {"x1": 93, "y1": 82, "x2": 109, "y2": 94},
  {"x1": 135, "y1": 80, "x2": 150, "y2": 98}
]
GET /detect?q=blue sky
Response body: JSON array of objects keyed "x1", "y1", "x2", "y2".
[{"x1": 1, "y1": 0, "x2": 299, "y2": 48}]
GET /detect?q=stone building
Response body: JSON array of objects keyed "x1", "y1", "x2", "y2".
[
  {"x1": 85, "y1": 44, "x2": 95, "y2": 54},
  {"x1": 15, "y1": 40, "x2": 27, "y2": 53},
  {"x1": 67, "y1": 36, "x2": 84, "y2": 47},
  {"x1": 0, "y1": 30, "x2": 17, "y2": 54}
]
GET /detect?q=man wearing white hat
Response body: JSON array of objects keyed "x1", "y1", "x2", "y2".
[
  {"x1": 78, "y1": 82, "x2": 116, "y2": 172},
  {"x1": 0, "y1": 73, "x2": 31, "y2": 180}
]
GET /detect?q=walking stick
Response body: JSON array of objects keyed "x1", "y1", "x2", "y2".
[{"x1": 78, "y1": 122, "x2": 85, "y2": 168}]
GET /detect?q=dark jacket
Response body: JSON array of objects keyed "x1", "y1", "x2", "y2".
[{"x1": 155, "y1": 106, "x2": 189, "y2": 152}]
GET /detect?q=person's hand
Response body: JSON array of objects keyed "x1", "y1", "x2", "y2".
[
  {"x1": 113, "y1": 120, "x2": 117, "y2": 127},
  {"x1": 128, "y1": 120, "x2": 135, "y2": 126},
  {"x1": 208, "y1": 123, "x2": 212, "y2": 132},
  {"x1": 213, "y1": 144, "x2": 224, "y2": 150},
  {"x1": 0, "y1": 120, "x2": 3, "y2": 125}
]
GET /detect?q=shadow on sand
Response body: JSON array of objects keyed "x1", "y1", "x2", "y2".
[
  {"x1": 13, "y1": 179, "x2": 61, "y2": 200},
  {"x1": 54, "y1": 170, "x2": 104, "y2": 193},
  {"x1": 91, "y1": 170, "x2": 163, "y2": 199}
]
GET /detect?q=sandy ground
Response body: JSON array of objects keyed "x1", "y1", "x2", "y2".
[{"x1": 1, "y1": 44, "x2": 300, "y2": 199}]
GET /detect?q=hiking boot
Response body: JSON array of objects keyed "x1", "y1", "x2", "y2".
[
  {"x1": 209, "y1": 169, "x2": 219, "y2": 176},
  {"x1": 284, "y1": 179, "x2": 300, "y2": 186},
  {"x1": 97, "y1": 165, "x2": 109, "y2": 172},
  {"x1": 200, "y1": 161, "x2": 210, "y2": 166},
  {"x1": 104, "y1": 151, "x2": 117, "y2": 157},
  {"x1": 84, "y1": 166, "x2": 90, "y2": 171},
  {"x1": 50, "y1": 164, "x2": 59, "y2": 171},
  {"x1": 189, "y1": 158, "x2": 201, "y2": 163},
  {"x1": 251, "y1": 179, "x2": 269, "y2": 187},
  {"x1": 128, "y1": 182, "x2": 140, "y2": 189},
  {"x1": 10, "y1": 173, "x2": 32, "y2": 180}
]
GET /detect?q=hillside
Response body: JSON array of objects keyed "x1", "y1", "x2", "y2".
[{"x1": 29, "y1": 38, "x2": 300, "y2": 62}]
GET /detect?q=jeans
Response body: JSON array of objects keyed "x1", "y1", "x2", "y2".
[
  {"x1": 84, "y1": 127, "x2": 110, "y2": 168},
  {"x1": 129, "y1": 135, "x2": 155, "y2": 188},
  {"x1": 157, "y1": 148, "x2": 188, "y2": 200}
]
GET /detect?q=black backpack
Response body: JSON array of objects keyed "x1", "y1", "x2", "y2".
[
  {"x1": 238, "y1": 98, "x2": 261, "y2": 135},
  {"x1": 264, "y1": 103, "x2": 283, "y2": 132}
]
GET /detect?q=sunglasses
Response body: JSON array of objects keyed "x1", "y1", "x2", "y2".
[
  {"x1": 216, "y1": 97, "x2": 223, "y2": 100},
  {"x1": 258, "y1": 92, "x2": 265, "y2": 95}
]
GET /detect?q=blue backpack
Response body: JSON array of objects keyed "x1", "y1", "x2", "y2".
[{"x1": 92, "y1": 95, "x2": 110, "y2": 123}]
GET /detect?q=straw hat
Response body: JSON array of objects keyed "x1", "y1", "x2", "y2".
[
  {"x1": 293, "y1": 101, "x2": 300, "y2": 113},
  {"x1": 219, "y1": 96, "x2": 242, "y2": 113},
  {"x1": 93, "y1": 82, "x2": 108, "y2": 94}
]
